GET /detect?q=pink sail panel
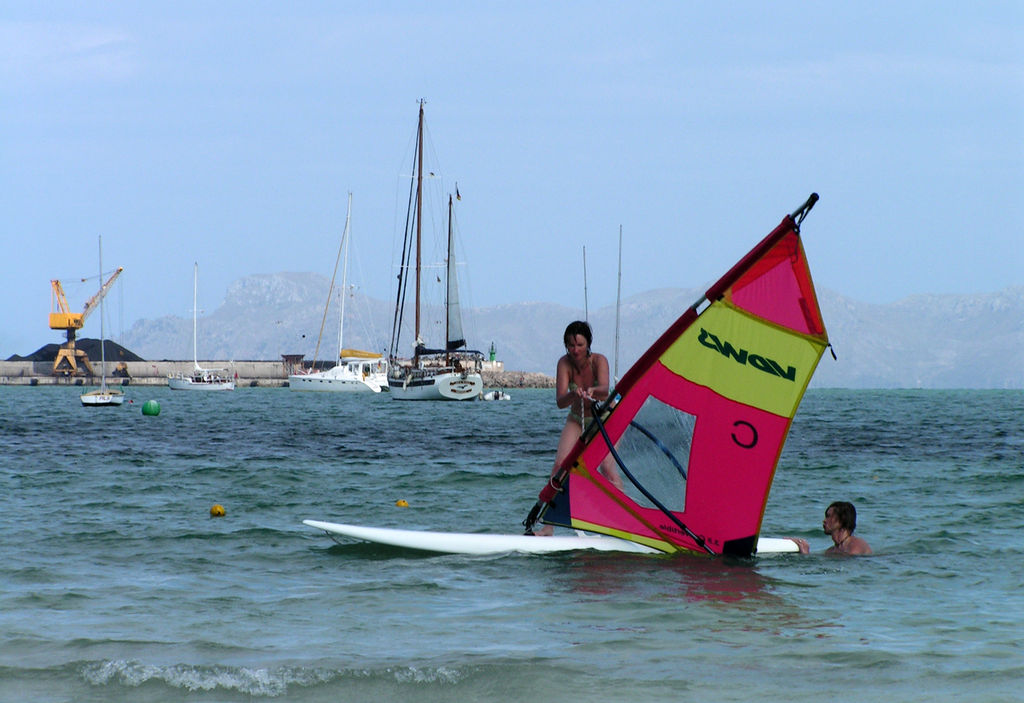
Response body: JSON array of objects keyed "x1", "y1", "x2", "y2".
[{"x1": 727, "y1": 233, "x2": 825, "y2": 336}]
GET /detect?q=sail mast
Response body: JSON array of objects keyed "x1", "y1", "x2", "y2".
[
  {"x1": 614, "y1": 224, "x2": 622, "y2": 383},
  {"x1": 192, "y1": 262, "x2": 199, "y2": 369},
  {"x1": 414, "y1": 99, "x2": 424, "y2": 354},
  {"x1": 582, "y1": 245, "x2": 589, "y2": 321},
  {"x1": 311, "y1": 196, "x2": 349, "y2": 370},
  {"x1": 337, "y1": 192, "x2": 352, "y2": 359},
  {"x1": 98, "y1": 235, "x2": 107, "y2": 391},
  {"x1": 445, "y1": 194, "x2": 452, "y2": 360}
]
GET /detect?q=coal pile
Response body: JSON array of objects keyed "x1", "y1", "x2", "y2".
[{"x1": 7, "y1": 339, "x2": 145, "y2": 363}]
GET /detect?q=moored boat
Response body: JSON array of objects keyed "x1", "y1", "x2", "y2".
[
  {"x1": 168, "y1": 262, "x2": 235, "y2": 391},
  {"x1": 81, "y1": 236, "x2": 124, "y2": 407},
  {"x1": 289, "y1": 350, "x2": 389, "y2": 393},
  {"x1": 289, "y1": 193, "x2": 389, "y2": 393},
  {"x1": 388, "y1": 101, "x2": 483, "y2": 401}
]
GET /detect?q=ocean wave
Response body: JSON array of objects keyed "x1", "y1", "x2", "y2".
[{"x1": 79, "y1": 659, "x2": 467, "y2": 697}]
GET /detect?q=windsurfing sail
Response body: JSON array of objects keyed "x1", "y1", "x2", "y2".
[{"x1": 524, "y1": 193, "x2": 828, "y2": 557}]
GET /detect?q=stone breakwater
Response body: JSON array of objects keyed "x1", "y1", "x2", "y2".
[{"x1": 482, "y1": 370, "x2": 555, "y2": 389}]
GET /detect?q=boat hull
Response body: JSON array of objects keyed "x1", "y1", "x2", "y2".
[
  {"x1": 288, "y1": 372, "x2": 387, "y2": 393},
  {"x1": 288, "y1": 356, "x2": 388, "y2": 393},
  {"x1": 168, "y1": 375, "x2": 235, "y2": 391},
  {"x1": 80, "y1": 390, "x2": 125, "y2": 406},
  {"x1": 389, "y1": 370, "x2": 483, "y2": 401}
]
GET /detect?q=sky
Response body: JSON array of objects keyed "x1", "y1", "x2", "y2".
[{"x1": 3, "y1": 2, "x2": 1022, "y2": 357}]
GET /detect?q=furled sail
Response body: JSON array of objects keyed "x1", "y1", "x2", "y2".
[
  {"x1": 445, "y1": 195, "x2": 467, "y2": 351},
  {"x1": 525, "y1": 194, "x2": 828, "y2": 557}
]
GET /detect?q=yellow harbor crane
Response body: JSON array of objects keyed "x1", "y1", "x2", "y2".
[{"x1": 49, "y1": 266, "x2": 124, "y2": 376}]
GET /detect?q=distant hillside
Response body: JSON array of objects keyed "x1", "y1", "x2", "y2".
[{"x1": 118, "y1": 273, "x2": 1024, "y2": 389}]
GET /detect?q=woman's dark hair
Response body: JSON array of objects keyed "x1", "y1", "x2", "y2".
[{"x1": 563, "y1": 320, "x2": 593, "y2": 350}]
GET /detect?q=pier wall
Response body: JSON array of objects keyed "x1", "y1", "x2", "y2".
[
  {"x1": 0, "y1": 360, "x2": 291, "y2": 387},
  {"x1": 0, "y1": 361, "x2": 554, "y2": 389}
]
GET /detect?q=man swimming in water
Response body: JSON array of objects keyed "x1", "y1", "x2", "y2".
[{"x1": 790, "y1": 501, "x2": 872, "y2": 555}]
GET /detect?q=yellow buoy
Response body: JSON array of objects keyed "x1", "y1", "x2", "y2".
[
  {"x1": 395, "y1": 499, "x2": 409, "y2": 508},
  {"x1": 210, "y1": 504, "x2": 226, "y2": 517}
]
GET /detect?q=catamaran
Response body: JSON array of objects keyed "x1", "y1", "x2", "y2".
[
  {"x1": 80, "y1": 236, "x2": 125, "y2": 407},
  {"x1": 388, "y1": 101, "x2": 484, "y2": 401},
  {"x1": 306, "y1": 193, "x2": 829, "y2": 556},
  {"x1": 168, "y1": 262, "x2": 235, "y2": 391},
  {"x1": 289, "y1": 193, "x2": 389, "y2": 393}
]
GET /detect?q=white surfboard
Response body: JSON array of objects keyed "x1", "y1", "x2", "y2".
[{"x1": 302, "y1": 520, "x2": 798, "y2": 556}]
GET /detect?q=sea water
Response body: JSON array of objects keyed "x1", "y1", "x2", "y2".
[{"x1": 1, "y1": 387, "x2": 1021, "y2": 702}]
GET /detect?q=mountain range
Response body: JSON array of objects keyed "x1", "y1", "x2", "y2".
[{"x1": 117, "y1": 272, "x2": 1024, "y2": 389}]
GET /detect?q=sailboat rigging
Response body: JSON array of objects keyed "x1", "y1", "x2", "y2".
[
  {"x1": 80, "y1": 235, "x2": 125, "y2": 407},
  {"x1": 289, "y1": 193, "x2": 389, "y2": 392},
  {"x1": 523, "y1": 193, "x2": 829, "y2": 558},
  {"x1": 583, "y1": 245, "x2": 589, "y2": 321},
  {"x1": 614, "y1": 224, "x2": 622, "y2": 385},
  {"x1": 388, "y1": 100, "x2": 484, "y2": 401},
  {"x1": 168, "y1": 263, "x2": 235, "y2": 391}
]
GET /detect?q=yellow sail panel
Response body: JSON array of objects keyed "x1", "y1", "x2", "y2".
[
  {"x1": 569, "y1": 518, "x2": 677, "y2": 552},
  {"x1": 660, "y1": 301, "x2": 825, "y2": 418}
]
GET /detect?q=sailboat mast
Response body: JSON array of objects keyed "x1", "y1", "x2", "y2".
[
  {"x1": 614, "y1": 225, "x2": 622, "y2": 383},
  {"x1": 582, "y1": 245, "x2": 589, "y2": 321},
  {"x1": 337, "y1": 192, "x2": 353, "y2": 360},
  {"x1": 414, "y1": 99, "x2": 424, "y2": 352},
  {"x1": 98, "y1": 235, "x2": 107, "y2": 390},
  {"x1": 445, "y1": 193, "x2": 453, "y2": 362},
  {"x1": 192, "y1": 262, "x2": 199, "y2": 367}
]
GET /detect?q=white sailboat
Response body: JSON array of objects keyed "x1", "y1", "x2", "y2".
[
  {"x1": 289, "y1": 193, "x2": 389, "y2": 393},
  {"x1": 388, "y1": 101, "x2": 483, "y2": 401},
  {"x1": 168, "y1": 262, "x2": 235, "y2": 391},
  {"x1": 81, "y1": 236, "x2": 125, "y2": 407}
]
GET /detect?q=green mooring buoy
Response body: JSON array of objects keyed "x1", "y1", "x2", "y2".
[{"x1": 142, "y1": 399, "x2": 161, "y2": 416}]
